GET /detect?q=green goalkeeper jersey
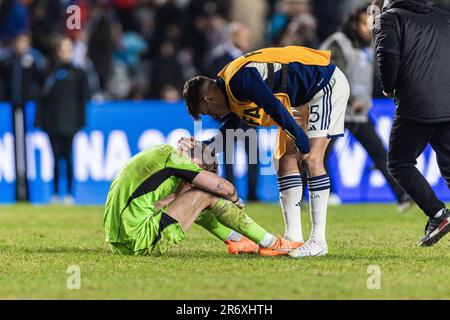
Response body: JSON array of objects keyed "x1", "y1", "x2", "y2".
[{"x1": 103, "y1": 144, "x2": 203, "y2": 244}]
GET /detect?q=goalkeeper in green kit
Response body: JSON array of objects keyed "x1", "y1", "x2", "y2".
[{"x1": 103, "y1": 142, "x2": 300, "y2": 256}]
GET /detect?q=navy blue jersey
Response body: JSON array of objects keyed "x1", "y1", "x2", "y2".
[{"x1": 205, "y1": 62, "x2": 336, "y2": 146}]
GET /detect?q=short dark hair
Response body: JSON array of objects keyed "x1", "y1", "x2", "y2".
[{"x1": 183, "y1": 76, "x2": 210, "y2": 120}]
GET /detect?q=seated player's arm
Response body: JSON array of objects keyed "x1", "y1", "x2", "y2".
[
  {"x1": 166, "y1": 149, "x2": 238, "y2": 203},
  {"x1": 191, "y1": 171, "x2": 238, "y2": 203},
  {"x1": 154, "y1": 182, "x2": 192, "y2": 210},
  {"x1": 230, "y1": 67, "x2": 310, "y2": 154}
]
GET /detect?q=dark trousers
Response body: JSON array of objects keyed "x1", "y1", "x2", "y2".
[
  {"x1": 223, "y1": 129, "x2": 259, "y2": 201},
  {"x1": 49, "y1": 133, "x2": 74, "y2": 195},
  {"x1": 388, "y1": 118, "x2": 450, "y2": 217},
  {"x1": 326, "y1": 118, "x2": 407, "y2": 202}
]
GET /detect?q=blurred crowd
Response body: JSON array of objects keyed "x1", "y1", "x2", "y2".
[{"x1": 0, "y1": 0, "x2": 416, "y2": 103}]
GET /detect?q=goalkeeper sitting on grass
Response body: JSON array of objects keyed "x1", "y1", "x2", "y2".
[{"x1": 103, "y1": 142, "x2": 300, "y2": 256}]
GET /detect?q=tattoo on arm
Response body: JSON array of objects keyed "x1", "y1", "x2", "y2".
[{"x1": 215, "y1": 180, "x2": 224, "y2": 191}]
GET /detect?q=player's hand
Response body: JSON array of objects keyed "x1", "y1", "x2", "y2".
[
  {"x1": 296, "y1": 152, "x2": 309, "y2": 165},
  {"x1": 295, "y1": 132, "x2": 310, "y2": 155},
  {"x1": 383, "y1": 91, "x2": 394, "y2": 98},
  {"x1": 350, "y1": 99, "x2": 365, "y2": 113},
  {"x1": 178, "y1": 137, "x2": 196, "y2": 153}
]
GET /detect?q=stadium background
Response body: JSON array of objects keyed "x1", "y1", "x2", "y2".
[{"x1": 1, "y1": 0, "x2": 450, "y2": 204}]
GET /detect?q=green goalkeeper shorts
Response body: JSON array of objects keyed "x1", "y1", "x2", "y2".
[{"x1": 109, "y1": 210, "x2": 186, "y2": 256}]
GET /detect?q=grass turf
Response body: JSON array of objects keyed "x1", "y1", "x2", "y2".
[{"x1": 0, "y1": 203, "x2": 449, "y2": 300}]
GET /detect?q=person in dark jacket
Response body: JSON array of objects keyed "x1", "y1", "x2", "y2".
[
  {"x1": 373, "y1": 0, "x2": 450, "y2": 246},
  {"x1": 0, "y1": 33, "x2": 45, "y2": 202},
  {"x1": 321, "y1": 7, "x2": 413, "y2": 212},
  {"x1": 35, "y1": 36, "x2": 90, "y2": 204}
]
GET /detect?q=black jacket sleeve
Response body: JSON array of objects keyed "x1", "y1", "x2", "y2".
[{"x1": 374, "y1": 12, "x2": 401, "y2": 93}]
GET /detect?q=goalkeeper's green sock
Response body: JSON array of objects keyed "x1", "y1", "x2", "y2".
[
  {"x1": 195, "y1": 210, "x2": 238, "y2": 242},
  {"x1": 209, "y1": 198, "x2": 276, "y2": 247}
]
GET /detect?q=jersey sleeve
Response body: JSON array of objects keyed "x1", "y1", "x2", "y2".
[
  {"x1": 165, "y1": 150, "x2": 204, "y2": 183},
  {"x1": 230, "y1": 67, "x2": 310, "y2": 154}
]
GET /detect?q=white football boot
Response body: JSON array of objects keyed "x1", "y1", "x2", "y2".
[{"x1": 289, "y1": 239, "x2": 328, "y2": 258}]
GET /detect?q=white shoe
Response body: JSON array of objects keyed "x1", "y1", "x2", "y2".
[
  {"x1": 289, "y1": 239, "x2": 328, "y2": 258},
  {"x1": 328, "y1": 193, "x2": 342, "y2": 206},
  {"x1": 63, "y1": 195, "x2": 74, "y2": 205}
]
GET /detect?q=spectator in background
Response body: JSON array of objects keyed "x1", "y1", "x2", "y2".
[
  {"x1": 35, "y1": 37, "x2": 90, "y2": 204},
  {"x1": 150, "y1": 39, "x2": 184, "y2": 99},
  {"x1": 0, "y1": 33, "x2": 46, "y2": 202},
  {"x1": 320, "y1": 6, "x2": 413, "y2": 211},
  {"x1": 160, "y1": 84, "x2": 181, "y2": 102},
  {"x1": 312, "y1": 0, "x2": 346, "y2": 42},
  {"x1": 0, "y1": 0, "x2": 30, "y2": 44},
  {"x1": 268, "y1": 0, "x2": 311, "y2": 45},
  {"x1": 230, "y1": 0, "x2": 268, "y2": 49},
  {"x1": 279, "y1": 13, "x2": 319, "y2": 48},
  {"x1": 88, "y1": 14, "x2": 113, "y2": 92},
  {"x1": 206, "y1": 22, "x2": 260, "y2": 201},
  {"x1": 151, "y1": 0, "x2": 184, "y2": 59},
  {"x1": 29, "y1": 0, "x2": 62, "y2": 57},
  {"x1": 183, "y1": 0, "x2": 230, "y2": 74},
  {"x1": 206, "y1": 22, "x2": 252, "y2": 77},
  {"x1": 0, "y1": 33, "x2": 45, "y2": 105},
  {"x1": 72, "y1": 29, "x2": 102, "y2": 99}
]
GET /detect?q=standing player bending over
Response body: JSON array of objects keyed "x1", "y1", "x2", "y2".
[
  {"x1": 103, "y1": 143, "x2": 299, "y2": 256},
  {"x1": 182, "y1": 46, "x2": 350, "y2": 258}
]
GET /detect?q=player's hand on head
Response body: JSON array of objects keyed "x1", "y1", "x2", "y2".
[{"x1": 178, "y1": 137, "x2": 196, "y2": 153}]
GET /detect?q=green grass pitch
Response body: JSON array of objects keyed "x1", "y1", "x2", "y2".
[{"x1": 0, "y1": 203, "x2": 449, "y2": 299}]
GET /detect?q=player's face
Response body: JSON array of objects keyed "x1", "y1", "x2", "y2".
[
  {"x1": 199, "y1": 90, "x2": 229, "y2": 120},
  {"x1": 357, "y1": 13, "x2": 373, "y2": 43},
  {"x1": 58, "y1": 38, "x2": 74, "y2": 64}
]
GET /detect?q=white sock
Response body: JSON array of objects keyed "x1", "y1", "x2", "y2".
[
  {"x1": 226, "y1": 230, "x2": 243, "y2": 242},
  {"x1": 434, "y1": 208, "x2": 446, "y2": 219},
  {"x1": 277, "y1": 174, "x2": 303, "y2": 242},
  {"x1": 259, "y1": 233, "x2": 277, "y2": 248},
  {"x1": 307, "y1": 174, "x2": 330, "y2": 244}
]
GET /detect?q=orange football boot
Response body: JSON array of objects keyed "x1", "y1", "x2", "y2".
[
  {"x1": 258, "y1": 235, "x2": 303, "y2": 257},
  {"x1": 225, "y1": 236, "x2": 259, "y2": 254}
]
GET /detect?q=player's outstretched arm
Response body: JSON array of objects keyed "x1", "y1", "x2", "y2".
[{"x1": 191, "y1": 171, "x2": 238, "y2": 203}]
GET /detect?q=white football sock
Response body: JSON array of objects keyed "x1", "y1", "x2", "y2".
[
  {"x1": 259, "y1": 233, "x2": 277, "y2": 248},
  {"x1": 307, "y1": 174, "x2": 330, "y2": 244},
  {"x1": 226, "y1": 230, "x2": 243, "y2": 242},
  {"x1": 277, "y1": 174, "x2": 304, "y2": 242}
]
